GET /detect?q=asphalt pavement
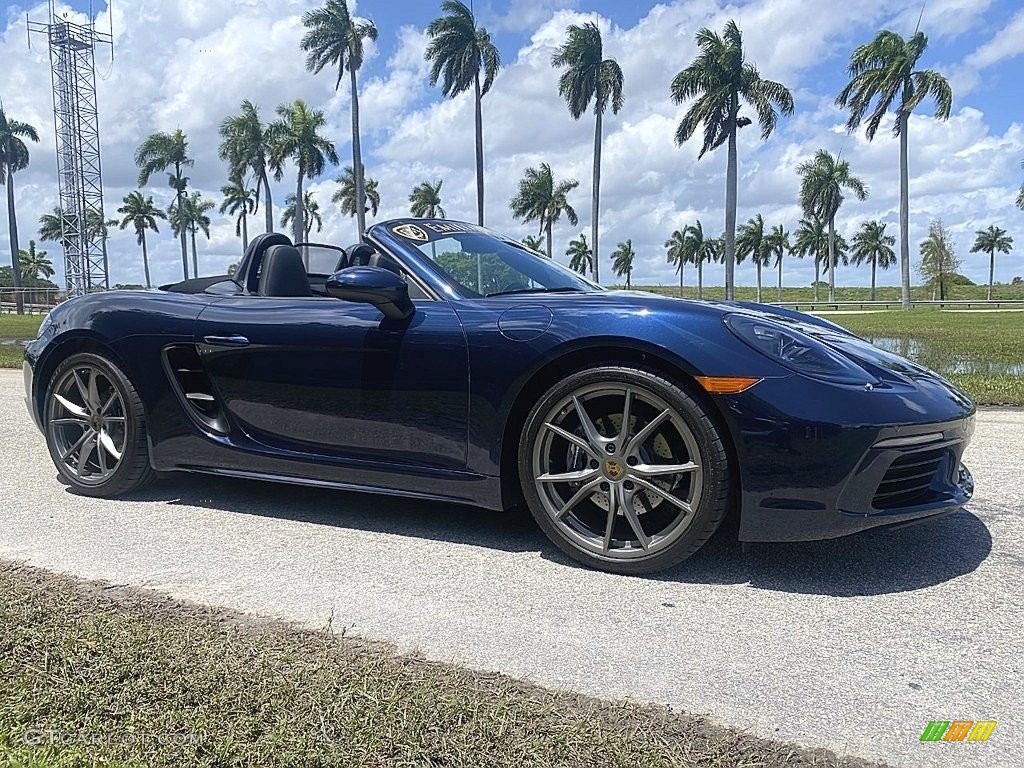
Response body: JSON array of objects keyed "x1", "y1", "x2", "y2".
[{"x1": 1, "y1": 369, "x2": 1020, "y2": 767}]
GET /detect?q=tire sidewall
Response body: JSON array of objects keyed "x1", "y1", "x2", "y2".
[{"x1": 518, "y1": 365, "x2": 730, "y2": 574}]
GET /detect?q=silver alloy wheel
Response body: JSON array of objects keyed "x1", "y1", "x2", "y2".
[
  {"x1": 46, "y1": 364, "x2": 127, "y2": 486},
  {"x1": 531, "y1": 383, "x2": 704, "y2": 560}
]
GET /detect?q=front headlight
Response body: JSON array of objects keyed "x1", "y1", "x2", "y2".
[{"x1": 724, "y1": 313, "x2": 875, "y2": 385}]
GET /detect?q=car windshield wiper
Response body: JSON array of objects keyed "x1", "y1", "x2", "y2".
[{"x1": 485, "y1": 287, "x2": 588, "y2": 297}]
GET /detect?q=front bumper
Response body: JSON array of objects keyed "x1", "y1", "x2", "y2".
[{"x1": 23, "y1": 359, "x2": 41, "y2": 432}]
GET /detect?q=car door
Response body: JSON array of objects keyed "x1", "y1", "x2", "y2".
[{"x1": 194, "y1": 294, "x2": 468, "y2": 472}]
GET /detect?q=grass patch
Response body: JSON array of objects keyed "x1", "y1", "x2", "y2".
[
  {"x1": 628, "y1": 283, "x2": 1024, "y2": 302},
  {"x1": 0, "y1": 314, "x2": 43, "y2": 340},
  {"x1": 0, "y1": 561, "x2": 885, "y2": 768},
  {"x1": 0, "y1": 345, "x2": 24, "y2": 369},
  {"x1": 827, "y1": 309, "x2": 1024, "y2": 406}
]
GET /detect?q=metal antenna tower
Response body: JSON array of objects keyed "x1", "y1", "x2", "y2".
[{"x1": 28, "y1": 1, "x2": 113, "y2": 296}]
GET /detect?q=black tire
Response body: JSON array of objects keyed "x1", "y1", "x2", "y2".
[
  {"x1": 43, "y1": 352, "x2": 156, "y2": 497},
  {"x1": 518, "y1": 365, "x2": 730, "y2": 574}
]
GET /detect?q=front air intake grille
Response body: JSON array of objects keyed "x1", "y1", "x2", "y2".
[{"x1": 872, "y1": 447, "x2": 949, "y2": 509}]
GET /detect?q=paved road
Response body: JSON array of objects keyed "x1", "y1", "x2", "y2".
[{"x1": 1, "y1": 369, "x2": 1020, "y2": 767}]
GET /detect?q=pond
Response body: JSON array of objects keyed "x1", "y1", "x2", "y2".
[{"x1": 866, "y1": 337, "x2": 1024, "y2": 377}]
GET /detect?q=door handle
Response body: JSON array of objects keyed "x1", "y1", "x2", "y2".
[{"x1": 202, "y1": 334, "x2": 250, "y2": 347}]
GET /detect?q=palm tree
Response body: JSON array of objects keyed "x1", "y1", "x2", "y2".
[
  {"x1": 510, "y1": 163, "x2": 579, "y2": 260},
  {"x1": 218, "y1": 101, "x2": 274, "y2": 234},
  {"x1": 670, "y1": 21, "x2": 793, "y2": 301},
  {"x1": 268, "y1": 99, "x2": 339, "y2": 246},
  {"x1": 684, "y1": 220, "x2": 718, "y2": 300},
  {"x1": 333, "y1": 165, "x2": 380, "y2": 218},
  {"x1": 970, "y1": 225, "x2": 1013, "y2": 301},
  {"x1": 552, "y1": 22, "x2": 623, "y2": 285},
  {"x1": 116, "y1": 191, "x2": 166, "y2": 289},
  {"x1": 282, "y1": 191, "x2": 323, "y2": 242},
  {"x1": 765, "y1": 224, "x2": 791, "y2": 302},
  {"x1": 837, "y1": 29, "x2": 952, "y2": 310},
  {"x1": 797, "y1": 149, "x2": 868, "y2": 302},
  {"x1": 39, "y1": 207, "x2": 115, "y2": 280},
  {"x1": 170, "y1": 192, "x2": 214, "y2": 277},
  {"x1": 409, "y1": 179, "x2": 446, "y2": 219},
  {"x1": 851, "y1": 220, "x2": 896, "y2": 301},
  {"x1": 611, "y1": 239, "x2": 635, "y2": 288},
  {"x1": 736, "y1": 214, "x2": 773, "y2": 302},
  {"x1": 135, "y1": 129, "x2": 193, "y2": 280},
  {"x1": 795, "y1": 217, "x2": 828, "y2": 301},
  {"x1": 566, "y1": 233, "x2": 593, "y2": 275},
  {"x1": 220, "y1": 179, "x2": 257, "y2": 251},
  {"x1": 38, "y1": 207, "x2": 64, "y2": 244},
  {"x1": 664, "y1": 229, "x2": 688, "y2": 297},
  {"x1": 521, "y1": 234, "x2": 544, "y2": 253},
  {"x1": 19, "y1": 241, "x2": 53, "y2": 280},
  {"x1": 0, "y1": 106, "x2": 40, "y2": 313},
  {"x1": 425, "y1": 0, "x2": 500, "y2": 226},
  {"x1": 302, "y1": 0, "x2": 377, "y2": 236}
]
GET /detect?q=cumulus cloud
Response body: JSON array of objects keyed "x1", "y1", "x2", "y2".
[{"x1": 0, "y1": 0, "x2": 1021, "y2": 290}]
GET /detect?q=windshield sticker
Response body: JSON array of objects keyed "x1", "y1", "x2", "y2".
[{"x1": 391, "y1": 223, "x2": 430, "y2": 242}]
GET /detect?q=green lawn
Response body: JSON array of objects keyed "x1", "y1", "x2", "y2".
[
  {"x1": 629, "y1": 282, "x2": 1024, "y2": 302},
  {"x1": 0, "y1": 562, "x2": 881, "y2": 768}
]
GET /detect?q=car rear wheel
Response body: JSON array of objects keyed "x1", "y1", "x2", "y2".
[
  {"x1": 519, "y1": 366, "x2": 730, "y2": 574},
  {"x1": 44, "y1": 352, "x2": 155, "y2": 497}
]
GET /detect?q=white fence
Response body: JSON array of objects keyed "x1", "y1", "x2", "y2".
[{"x1": 0, "y1": 288, "x2": 62, "y2": 315}]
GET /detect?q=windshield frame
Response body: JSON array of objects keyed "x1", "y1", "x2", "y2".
[{"x1": 369, "y1": 219, "x2": 602, "y2": 301}]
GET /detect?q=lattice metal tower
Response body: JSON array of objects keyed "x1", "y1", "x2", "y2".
[{"x1": 28, "y1": 2, "x2": 113, "y2": 296}]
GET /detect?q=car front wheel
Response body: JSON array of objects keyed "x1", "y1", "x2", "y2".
[
  {"x1": 519, "y1": 366, "x2": 730, "y2": 574},
  {"x1": 44, "y1": 352, "x2": 155, "y2": 497}
]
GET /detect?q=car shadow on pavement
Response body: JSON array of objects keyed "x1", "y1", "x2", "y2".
[{"x1": 105, "y1": 473, "x2": 992, "y2": 598}]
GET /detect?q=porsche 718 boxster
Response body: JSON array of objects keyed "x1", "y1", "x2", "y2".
[{"x1": 23, "y1": 219, "x2": 976, "y2": 574}]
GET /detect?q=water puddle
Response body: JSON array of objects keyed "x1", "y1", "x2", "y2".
[{"x1": 866, "y1": 337, "x2": 1024, "y2": 376}]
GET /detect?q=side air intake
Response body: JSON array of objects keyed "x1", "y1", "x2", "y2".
[{"x1": 163, "y1": 344, "x2": 228, "y2": 434}]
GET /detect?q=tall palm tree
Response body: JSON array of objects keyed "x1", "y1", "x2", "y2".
[
  {"x1": 736, "y1": 213, "x2": 773, "y2": 302},
  {"x1": 684, "y1": 220, "x2": 718, "y2": 300},
  {"x1": 410, "y1": 179, "x2": 446, "y2": 219},
  {"x1": 116, "y1": 191, "x2": 166, "y2": 289},
  {"x1": 664, "y1": 229, "x2": 688, "y2": 297},
  {"x1": 566, "y1": 233, "x2": 593, "y2": 275},
  {"x1": 509, "y1": 163, "x2": 579, "y2": 260},
  {"x1": 850, "y1": 220, "x2": 896, "y2": 301},
  {"x1": 220, "y1": 179, "x2": 257, "y2": 251},
  {"x1": 521, "y1": 234, "x2": 544, "y2": 253},
  {"x1": 268, "y1": 99, "x2": 339, "y2": 246},
  {"x1": 794, "y1": 217, "x2": 828, "y2": 302},
  {"x1": 135, "y1": 129, "x2": 192, "y2": 280},
  {"x1": 797, "y1": 149, "x2": 868, "y2": 302},
  {"x1": 765, "y1": 224, "x2": 791, "y2": 302},
  {"x1": 282, "y1": 191, "x2": 323, "y2": 242},
  {"x1": 670, "y1": 20, "x2": 793, "y2": 301},
  {"x1": 837, "y1": 29, "x2": 952, "y2": 310},
  {"x1": 218, "y1": 100, "x2": 274, "y2": 234},
  {"x1": 970, "y1": 225, "x2": 1013, "y2": 301},
  {"x1": 19, "y1": 241, "x2": 53, "y2": 280},
  {"x1": 302, "y1": 0, "x2": 377, "y2": 236},
  {"x1": 333, "y1": 165, "x2": 380, "y2": 218},
  {"x1": 0, "y1": 106, "x2": 40, "y2": 314},
  {"x1": 170, "y1": 192, "x2": 214, "y2": 278},
  {"x1": 611, "y1": 239, "x2": 635, "y2": 288},
  {"x1": 552, "y1": 22, "x2": 623, "y2": 285},
  {"x1": 425, "y1": 0, "x2": 500, "y2": 226}
]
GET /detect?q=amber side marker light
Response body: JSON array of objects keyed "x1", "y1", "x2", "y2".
[{"x1": 695, "y1": 376, "x2": 762, "y2": 394}]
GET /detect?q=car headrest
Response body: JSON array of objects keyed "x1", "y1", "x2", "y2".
[
  {"x1": 236, "y1": 232, "x2": 292, "y2": 294},
  {"x1": 347, "y1": 243, "x2": 377, "y2": 267},
  {"x1": 258, "y1": 245, "x2": 311, "y2": 297}
]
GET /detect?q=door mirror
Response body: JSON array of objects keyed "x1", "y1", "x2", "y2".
[{"x1": 326, "y1": 266, "x2": 415, "y2": 321}]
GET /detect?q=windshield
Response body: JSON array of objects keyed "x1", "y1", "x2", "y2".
[{"x1": 404, "y1": 226, "x2": 598, "y2": 297}]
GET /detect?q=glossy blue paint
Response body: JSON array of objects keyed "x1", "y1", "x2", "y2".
[{"x1": 23, "y1": 219, "x2": 976, "y2": 542}]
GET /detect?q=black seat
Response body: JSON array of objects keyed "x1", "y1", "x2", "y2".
[
  {"x1": 258, "y1": 245, "x2": 311, "y2": 297},
  {"x1": 235, "y1": 232, "x2": 292, "y2": 294},
  {"x1": 347, "y1": 243, "x2": 377, "y2": 267}
]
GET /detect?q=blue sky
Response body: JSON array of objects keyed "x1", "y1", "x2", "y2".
[{"x1": 2, "y1": 0, "x2": 1023, "y2": 288}]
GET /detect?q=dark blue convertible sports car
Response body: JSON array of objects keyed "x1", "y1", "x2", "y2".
[{"x1": 23, "y1": 219, "x2": 976, "y2": 574}]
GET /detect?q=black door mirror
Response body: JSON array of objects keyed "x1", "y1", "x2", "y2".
[{"x1": 326, "y1": 266, "x2": 415, "y2": 321}]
